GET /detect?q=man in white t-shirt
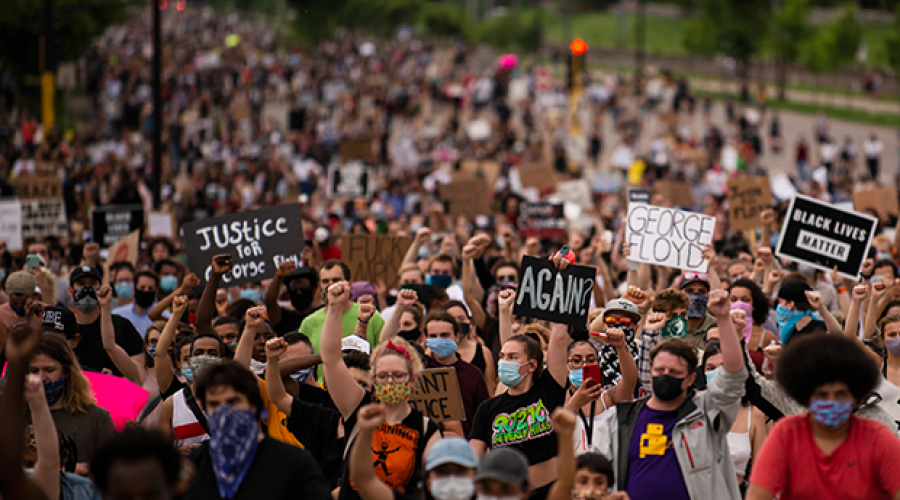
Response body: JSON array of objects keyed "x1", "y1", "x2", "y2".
[{"x1": 864, "y1": 133, "x2": 884, "y2": 181}]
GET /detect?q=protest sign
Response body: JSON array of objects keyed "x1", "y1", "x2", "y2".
[
  {"x1": 339, "y1": 138, "x2": 378, "y2": 165},
  {"x1": 11, "y1": 175, "x2": 62, "y2": 199},
  {"x1": 513, "y1": 256, "x2": 595, "y2": 326},
  {"x1": 652, "y1": 181, "x2": 695, "y2": 208},
  {"x1": 0, "y1": 200, "x2": 23, "y2": 252},
  {"x1": 341, "y1": 235, "x2": 413, "y2": 290},
  {"x1": 776, "y1": 194, "x2": 878, "y2": 280},
  {"x1": 327, "y1": 163, "x2": 372, "y2": 199},
  {"x1": 726, "y1": 176, "x2": 772, "y2": 230},
  {"x1": 409, "y1": 368, "x2": 466, "y2": 422},
  {"x1": 184, "y1": 204, "x2": 305, "y2": 288},
  {"x1": 517, "y1": 162, "x2": 557, "y2": 192},
  {"x1": 19, "y1": 198, "x2": 67, "y2": 240},
  {"x1": 518, "y1": 203, "x2": 567, "y2": 240},
  {"x1": 439, "y1": 180, "x2": 493, "y2": 220},
  {"x1": 456, "y1": 160, "x2": 501, "y2": 190},
  {"x1": 147, "y1": 212, "x2": 177, "y2": 238},
  {"x1": 556, "y1": 180, "x2": 593, "y2": 207},
  {"x1": 91, "y1": 205, "x2": 145, "y2": 248},
  {"x1": 104, "y1": 230, "x2": 140, "y2": 285},
  {"x1": 625, "y1": 204, "x2": 715, "y2": 272},
  {"x1": 591, "y1": 173, "x2": 622, "y2": 193},
  {"x1": 853, "y1": 186, "x2": 899, "y2": 220}
]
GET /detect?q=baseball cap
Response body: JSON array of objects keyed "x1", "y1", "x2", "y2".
[
  {"x1": 341, "y1": 335, "x2": 372, "y2": 355},
  {"x1": 602, "y1": 298, "x2": 641, "y2": 322},
  {"x1": 679, "y1": 272, "x2": 710, "y2": 291},
  {"x1": 424, "y1": 438, "x2": 478, "y2": 471},
  {"x1": 6, "y1": 271, "x2": 36, "y2": 298},
  {"x1": 777, "y1": 280, "x2": 813, "y2": 303},
  {"x1": 283, "y1": 266, "x2": 318, "y2": 287},
  {"x1": 474, "y1": 448, "x2": 529, "y2": 487},
  {"x1": 69, "y1": 265, "x2": 103, "y2": 286},
  {"x1": 42, "y1": 306, "x2": 79, "y2": 339}
]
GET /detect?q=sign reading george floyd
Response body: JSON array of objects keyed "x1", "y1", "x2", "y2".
[
  {"x1": 184, "y1": 204, "x2": 305, "y2": 288},
  {"x1": 342, "y1": 234, "x2": 413, "y2": 291},
  {"x1": 91, "y1": 205, "x2": 145, "y2": 248},
  {"x1": 409, "y1": 368, "x2": 466, "y2": 422},
  {"x1": 625, "y1": 204, "x2": 715, "y2": 272},
  {"x1": 513, "y1": 256, "x2": 595, "y2": 326},
  {"x1": 776, "y1": 194, "x2": 878, "y2": 280}
]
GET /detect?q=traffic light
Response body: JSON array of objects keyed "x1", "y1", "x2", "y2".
[{"x1": 567, "y1": 38, "x2": 588, "y2": 91}]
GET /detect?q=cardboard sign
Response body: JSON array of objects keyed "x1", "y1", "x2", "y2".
[
  {"x1": 556, "y1": 180, "x2": 593, "y2": 208},
  {"x1": 513, "y1": 256, "x2": 595, "y2": 326},
  {"x1": 409, "y1": 368, "x2": 466, "y2": 422},
  {"x1": 20, "y1": 198, "x2": 67, "y2": 240},
  {"x1": 726, "y1": 176, "x2": 772, "y2": 230},
  {"x1": 456, "y1": 160, "x2": 501, "y2": 191},
  {"x1": 440, "y1": 180, "x2": 493, "y2": 220},
  {"x1": 625, "y1": 204, "x2": 715, "y2": 272},
  {"x1": 147, "y1": 212, "x2": 176, "y2": 238},
  {"x1": 853, "y1": 186, "x2": 899, "y2": 220},
  {"x1": 518, "y1": 203, "x2": 567, "y2": 240},
  {"x1": 183, "y1": 204, "x2": 305, "y2": 288},
  {"x1": 518, "y1": 162, "x2": 557, "y2": 192},
  {"x1": 11, "y1": 175, "x2": 62, "y2": 199},
  {"x1": 104, "y1": 230, "x2": 140, "y2": 286},
  {"x1": 91, "y1": 205, "x2": 145, "y2": 248},
  {"x1": 0, "y1": 199, "x2": 23, "y2": 252},
  {"x1": 652, "y1": 181, "x2": 695, "y2": 208},
  {"x1": 339, "y1": 138, "x2": 378, "y2": 165},
  {"x1": 776, "y1": 195, "x2": 878, "y2": 280},
  {"x1": 341, "y1": 235, "x2": 413, "y2": 290},
  {"x1": 328, "y1": 163, "x2": 372, "y2": 199}
]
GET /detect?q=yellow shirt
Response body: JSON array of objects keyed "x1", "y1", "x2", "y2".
[{"x1": 258, "y1": 378, "x2": 302, "y2": 448}]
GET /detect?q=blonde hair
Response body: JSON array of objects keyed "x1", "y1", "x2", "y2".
[
  {"x1": 521, "y1": 323, "x2": 550, "y2": 345},
  {"x1": 39, "y1": 268, "x2": 57, "y2": 303},
  {"x1": 34, "y1": 334, "x2": 95, "y2": 413},
  {"x1": 370, "y1": 337, "x2": 423, "y2": 382}
]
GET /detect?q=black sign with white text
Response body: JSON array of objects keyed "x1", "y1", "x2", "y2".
[
  {"x1": 513, "y1": 256, "x2": 595, "y2": 326},
  {"x1": 184, "y1": 205, "x2": 305, "y2": 288},
  {"x1": 518, "y1": 203, "x2": 567, "y2": 240},
  {"x1": 776, "y1": 194, "x2": 878, "y2": 279},
  {"x1": 91, "y1": 205, "x2": 145, "y2": 248}
]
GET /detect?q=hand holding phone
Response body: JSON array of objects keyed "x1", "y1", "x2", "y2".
[{"x1": 583, "y1": 364, "x2": 602, "y2": 391}]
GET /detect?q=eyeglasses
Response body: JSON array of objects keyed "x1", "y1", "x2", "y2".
[
  {"x1": 373, "y1": 372, "x2": 410, "y2": 383},
  {"x1": 604, "y1": 316, "x2": 635, "y2": 327},
  {"x1": 567, "y1": 356, "x2": 599, "y2": 368},
  {"x1": 497, "y1": 275, "x2": 518, "y2": 283},
  {"x1": 682, "y1": 272, "x2": 708, "y2": 281}
]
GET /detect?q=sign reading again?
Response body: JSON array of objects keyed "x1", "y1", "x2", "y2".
[
  {"x1": 184, "y1": 205, "x2": 305, "y2": 287},
  {"x1": 625, "y1": 204, "x2": 715, "y2": 272}
]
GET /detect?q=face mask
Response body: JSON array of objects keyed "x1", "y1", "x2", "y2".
[
  {"x1": 686, "y1": 293, "x2": 708, "y2": 318},
  {"x1": 208, "y1": 406, "x2": 260, "y2": 499},
  {"x1": 226, "y1": 341, "x2": 237, "y2": 351},
  {"x1": 809, "y1": 400, "x2": 852, "y2": 428},
  {"x1": 427, "y1": 274, "x2": 453, "y2": 289},
  {"x1": 569, "y1": 368, "x2": 584, "y2": 387},
  {"x1": 410, "y1": 222, "x2": 423, "y2": 233},
  {"x1": 134, "y1": 289, "x2": 156, "y2": 308},
  {"x1": 10, "y1": 304, "x2": 26, "y2": 317},
  {"x1": 426, "y1": 337, "x2": 458, "y2": 357},
  {"x1": 115, "y1": 283, "x2": 134, "y2": 300},
  {"x1": 418, "y1": 246, "x2": 431, "y2": 260},
  {"x1": 49, "y1": 260, "x2": 61, "y2": 273},
  {"x1": 374, "y1": 381, "x2": 412, "y2": 406},
  {"x1": 459, "y1": 322, "x2": 471, "y2": 335},
  {"x1": 430, "y1": 476, "x2": 475, "y2": 500},
  {"x1": 885, "y1": 337, "x2": 900, "y2": 356},
  {"x1": 293, "y1": 367, "x2": 313, "y2": 384},
  {"x1": 498, "y1": 360, "x2": 526, "y2": 387},
  {"x1": 147, "y1": 345, "x2": 157, "y2": 358},
  {"x1": 181, "y1": 364, "x2": 194, "y2": 382},
  {"x1": 660, "y1": 316, "x2": 688, "y2": 339},
  {"x1": 705, "y1": 370, "x2": 716, "y2": 384},
  {"x1": 160, "y1": 275, "x2": 178, "y2": 293},
  {"x1": 878, "y1": 252, "x2": 892, "y2": 260},
  {"x1": 776, "y1": 305, "x2": 816, "y2": 345},
  {"x1": 240, "y1": 289, "x2": 260, "y2": 303},
  {"x1": 73, "y1": 287, "x2": 99, "y2": 312},
  {"x1": 189, "y1": 354, "x2": 221, "y2": 381},
  {"x1": 249, "y1": 358, "x2": 267, "y2": 376},
  {"x1": 398, "y1": 327, "x2": 422, "y2": 343},
  {"x1": 288, "y1": 286, "x2": 314, "y2": 311},
  {"x1": 43, "y1": 376, "x2": 66, "y2": 406},
  {"x1": 652, "y1": 374, "x2": 686, "y2": 401}
]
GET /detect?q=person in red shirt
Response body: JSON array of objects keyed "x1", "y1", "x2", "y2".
[{"x1": 747, "y1": 334, "x2": 900, "y2": 500}]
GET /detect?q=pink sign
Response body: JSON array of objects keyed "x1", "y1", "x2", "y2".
[
  {"x1": 497, "y1": 54, "x2": 519, "y2": 70},
  {"x1": 83, "y1": 371, "x2": 150, "y2": 431}
]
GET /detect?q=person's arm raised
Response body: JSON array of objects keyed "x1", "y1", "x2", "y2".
[
  {"x1": 264, "y1": 338, "x2": 294, "y2": 417},
  {"x1": 150, "y1": 273, "x2": 200, "y2": 321},
  {"x1": 379, "y1": 289, "x2": 417, "y2": 343},
  {"x1": 607, "y1": 327, "x2": 638, "y2": 404},
  {"x1": 98, "y1": 284, "x2": 143, "y2": 384},
  {"x1": 197, "y1": 254, "x2": 233, "y2": 333},
  {"x1": 708, "y1": 290, "x2": 745, "y2": 374},
  {"x1": 25, "y1": 373, "x2": 60, "y2": 500},
  {"x1": 266, "y1": 261, "x2": 296, "y2": 328},
  {"x1": 805, "y1": 290, "x2": 843, "y2": 336},
  {"x1": 155, "y1": 295, "x2": 188, "y2": 395},
  {"x1": 546, "y1": 409, "x2": 580, "y2": 500},
  {"x1": 497, "y1": 289, "x2": 516, "y2": 347},
  {"x1": 321, "y1": 282, "x2": 366, "y2": 420},
  {"x1": 701, "y1": 243, "x2": 722, "y2": 290},
  {"x1": 349, "y1": 404, "x2": 393, "y2": 500},
  {"x1": 234, "y1": 306, "x2": 267, "y2": 369},
  {"x1": 402, "y1": 227, "x2": 432, "y2": 266}
]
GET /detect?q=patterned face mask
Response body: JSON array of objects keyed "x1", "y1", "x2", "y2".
[
  {"x1": 374, "y1": 381, "x2": 412, "y2": 406},
  {"x1": 208, "y1": 406, "x2": 260, "y2": 499},
  {"x1": 660, "y1": 316, "x2": 688, "y2": 339}
]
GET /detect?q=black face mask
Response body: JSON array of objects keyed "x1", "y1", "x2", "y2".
[
  {"x1": 134, "y1": 289, "x2": 156, "y2": 308},
  {"x1": 398, "y1": 327, "x2": 422, "y2": 343},
  {"x1": 652, "y1": 374, "x2": 686, "y2": 401},
  {"x1": 289, "y1": 286, "x2": 314, "y2": 312}
]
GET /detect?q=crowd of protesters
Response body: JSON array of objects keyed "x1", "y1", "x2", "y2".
[{"x1": 3, "y1": 5, "x2": 900, "y2": 500}]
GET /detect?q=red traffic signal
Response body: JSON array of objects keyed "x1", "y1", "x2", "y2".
[{"x1": 569, "y1": 38, "x2": 589, "y2": 56}]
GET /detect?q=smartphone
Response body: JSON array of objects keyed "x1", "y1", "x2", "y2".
[
  {"x1": 583, "y1": 364, "x2": 602, "y2": 389},
  {"x1": 26, "y1": 255, "x2": 43, "y2": 271}
]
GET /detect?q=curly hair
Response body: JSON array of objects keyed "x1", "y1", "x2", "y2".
[
  {"x1": 371, "y1": 337, "x2": 424, "y2": 382},
  {"x1": 729, "y1": 278, "x2": 771, "y2": 326},
  {"x1": 776, "y1": 334, "x2": 880, "y2": 407},
  {"x1": 651, "y1": 289, "x2": 690, "y2": 314}
]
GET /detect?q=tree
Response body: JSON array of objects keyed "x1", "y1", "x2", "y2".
[
  {"x1": 768, "y1": 0, "x2": 814, "y2": 99},
  {"x1": 684, "y1": 0, "x2": 772, "y2": 64},
  {"x1": 883, "y1": 4, "x2": 900, "y2": 78},
  {"x1": 289, "y1": 0, "x2": 422, "y2": 43},
  {"x1": 801, "y1": 3, "x2": 861, "y2": 72}
]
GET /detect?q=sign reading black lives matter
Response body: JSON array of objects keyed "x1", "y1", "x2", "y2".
[
  {"x1": 625, "y1": 204, "x2": 715, "y2": 272},
  {"x1": 91, "y1": 205, "x2": 145, "y2": 248},
  {"x1": 513, "y1": 256, "x2": 595, "y2": 326},
  {"x1": 776, "y1": 194, "x2": 877, "y2": 280},
  {"x1": 184, "y1": 205, "x2": 305, "y2": 288}
]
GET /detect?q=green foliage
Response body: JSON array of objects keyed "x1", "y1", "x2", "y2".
[
  {"x1": 471, "y1": 11, "x2": 541, "y2": 53},
  {"x1": 801, "y1": 4, "x2": 861, "y2": 71},
  {"x1": 290, "y1": 0, "x2": 422, "y2": 43},
  {"x1": 683, "y1": 0, "x2": 771, "y2": 61},
  {"x1": 769, "y1": 0, "x2": 813, "y2": 63},
  {"x1": 420, "y1": 3, "x2": 468, "y2": 38},
  {"x1": 682, "y1": 0, "x2": 723, "y2": 57},
  {"x1": 883, "y1": 4, "x2": 900, "y2": 75}
]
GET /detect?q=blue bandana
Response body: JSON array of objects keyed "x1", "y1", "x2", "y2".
[
  {"x1": 776, "y1": 305, "x2": 819, "y2": 345},
  {"x1": 209, "y1": 406, "x2": 260, "y2": 499}
]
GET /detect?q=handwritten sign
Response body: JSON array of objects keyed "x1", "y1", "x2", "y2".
[
  {"x1": 20, "y1": 198, "x2": 67, "y2": 240},
  {"x1": 147, "y1": 212, "x2": 176, "y2": 238},
  {"x1": 653, "y1": 181, "x2": 695, "y2": 208},
  {"x1": 625, "y1": 204, "x2": 715, "y2": 272},
  {"x1": 341, "y1": 235, "x2": 413, "y2": 290},
  {"x1": 104, "y1": 230, "x2": 140, "y2": 286},
  {"x1": 409, "y1": 368, "x2": 466, "y2": 422},
  {"x1": 91, "y1": 205, "x2": 145, "y2": 248},
  {"x1": 518, "y1": 203, "x2": 567, "y2": 240},
  {"x1": 776, "y1": 195, "x2": 877, "y2": 280},
  {"x1": 440, "y1": 180, "x2": 493, "y2": 220},
  {"x1": 556, "y1": 179, "x2": 593, "y2": 207},
  {"x1": 513, "y1": 256, "x2": 595, "y2": 326},
  {"x1": 853, "y1": 186, "x2": 899, "y2": 221},
  {"x1": 456, "y1": 160, "x2": 501, "y2": 191},
  {"x1": 11, "y1": 176, "x2": 62, "y2": 199},
  {"x1": 328, "y1": 162, "x2": 372, "y2": 199},
  {"x1": 339, "y1": 138, "x2": 378, "y2": 165},
  {"x1": 184, "y1": 205, "x2": 305, "y2": 288},
  {"x1": 0, "y1": 200, "x2": 23, "y2": 251},
  {"x1": 517, "y1": 162, "x2": 557, "y2": 192},
  {"x1": 726, "y1": 176, "x2": 772, "y2": 230}
]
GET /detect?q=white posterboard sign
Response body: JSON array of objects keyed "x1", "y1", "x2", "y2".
[
  {"x1": 0, "y1": 199, "x2": 23, "y2": 251},
  {"x1": 625, "y1": 203, "x2": 715, "y2": 272},
  {"x1": 556, "y1": 179, "x2": 593, "y2": 208}
]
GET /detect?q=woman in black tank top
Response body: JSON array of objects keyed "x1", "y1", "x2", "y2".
[{"x1": 444, "y1": 300, "x2": 497, "y2": 396}]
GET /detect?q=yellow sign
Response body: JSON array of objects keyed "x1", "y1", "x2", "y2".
[{"x1": 42, "y1": 72, "x2": 55, "y2": 135}]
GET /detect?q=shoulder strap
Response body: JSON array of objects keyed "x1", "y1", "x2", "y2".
[
  {"x1": 183, "y1": 387, "x2": 210, "y2": 434},
  {"x1": 342, "y1": 422, "x2": 361, "y2": 460}
]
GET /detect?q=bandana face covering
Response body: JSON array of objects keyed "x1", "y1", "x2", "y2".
[
  {"x1": 660, "y1": 316, "x2": 688, "y2": 339},
  {"x1": 731, "y1": 300, "x2": 754, "y2": 342},
  {"x1": 686, "y1": 293, "x2": 708, "y2": 319},
  {"x1": 777, "y1": 305, "x2": 818, "y2": 345},
  {"x1": 208, "y1": 406, "x2": 260, "y2": 499},
  {"x1": 374, "y1": 381, "x2": 411, "y2": 406},
  {"x1": 44, "y1": 376, "x2": 66, "y2": 406}
]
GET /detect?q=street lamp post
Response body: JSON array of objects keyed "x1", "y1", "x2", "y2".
[{"x1": 151, "y1": 0, "x2": 162, "y2": 208}]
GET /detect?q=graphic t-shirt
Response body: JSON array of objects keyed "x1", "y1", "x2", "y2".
[
  {"x1": 258, "y1": 378, "x2": 301, "y2": 447},
  {"x1": 469, "y1": 373, "x2": 567, "y2": 465},
  {"x1": 626, "y1": 407, "x2": 690, "y2": 500}
]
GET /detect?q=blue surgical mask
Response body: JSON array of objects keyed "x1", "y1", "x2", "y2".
[
  {"x1": 428, "y1": 274, "x2": 453, "y2": 289},
  {"x1": 115, "y1": 282, "x2": 134, "y2": 300},
  {"x1": 181, "y1": 364, "x2": 194, "y2": 382},
  {"x1": 240, "y1": 289, "x2": 260, "y2": 303},
  {"x1": 877, "y1": 252, "x2": 892, "y2": 261},
  {"x1": 705, "y1": 369, "x2": 717, "y2": 384},
  {"x1": 497, "y1": 360, "x2": 525, "y2": 387},
  {"x1": 569, "y1": 368, "x2": 583, "y2": 387},
  {"x1": 426, "y1": 337, "x2": 458, "y2": 357},
  {"x1": 160, "y1": 275, "x2": 178, "y2": 293},
  {"x1": 418, "y1": 246, "x2": 431, "y2": 260}
]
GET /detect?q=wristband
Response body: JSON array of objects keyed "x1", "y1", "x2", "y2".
[
  {"x1": 836, "y1": 285, "x2": 848, "y2": 294},
  {"x1": 861, "y1": 273, "x2": 873, "y2": 280},
  {"x1": 357, "y1": 318, "x2": 369, "y2": 325}
]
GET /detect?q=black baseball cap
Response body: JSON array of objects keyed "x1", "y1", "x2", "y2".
[
  {"x1": 69, "y1": 265, "x2": 103, "y2": 286},
  {"x1": 43, "y1": 306, "x2": 79, "y2": 339},
  {"x1": 283, "y1": 266, "x2": 318, "y2": 287}
]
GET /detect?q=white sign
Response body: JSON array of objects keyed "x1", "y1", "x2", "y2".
[
  {"x1": 20, "y1": 198, "x2": 67, "y2": 240},
  {"x1": 147, "y1": 212, "x2": 175, "y2": 238},
  {"x1": 556, "y1": 180, "x2": 593, "y2": 207},
  {"x1": 625, "y1": 204, "x2": 715, "y2": 272},
  {"x1": 466, "y1": 120, "x2": 491, "y2": 141},
  {"x1": 328, "y1": 162, "x2": 372, "y2": 199},
  {"x1": 0, "y1": 199, "x2": 23, "y2": 252}
]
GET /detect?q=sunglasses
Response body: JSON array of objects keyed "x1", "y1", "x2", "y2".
[
  {"x1": 682, "y1": 272, "x2": 709, "y2": 281},
  {"x1": 604, "y1": 316, "x2": 635, "y2": 327}
]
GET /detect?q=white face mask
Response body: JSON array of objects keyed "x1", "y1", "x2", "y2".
[{"x1": 430, "y1": 477, "x2": 475, "y2": 500}]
